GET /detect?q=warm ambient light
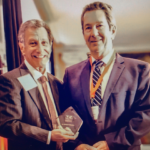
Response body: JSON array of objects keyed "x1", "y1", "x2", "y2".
[{"x1": 0, "y1": 137, "x2": 8, "y2": 150}]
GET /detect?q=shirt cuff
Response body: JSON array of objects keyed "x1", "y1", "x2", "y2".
[{"x1": 46, "y1": 131, "x2": 51, "y2": 145}]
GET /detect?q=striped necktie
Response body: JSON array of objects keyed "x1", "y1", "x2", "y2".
[{"x1": 91, "y1": 60, "x2": 104, "y2": 106}]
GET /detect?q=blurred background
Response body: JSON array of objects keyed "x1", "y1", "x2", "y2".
[
  {"x1": 0, "y1": 0, "x2": 150, "y2": 149},
  {"x1": 23, "y1": 0, "x2": 150, "y2": 80}
]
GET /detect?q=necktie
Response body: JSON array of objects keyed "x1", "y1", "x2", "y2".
[
  {"x1": 38, "y1": 76, "x2": 63, "y2": 150},
  {"x1": 91, "y1": 60, "x2": 104, "y2": 106}
]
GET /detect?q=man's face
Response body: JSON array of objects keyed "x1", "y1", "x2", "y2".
[
  {"x1": 21, "y1": 27, "x2": 51, "y2": 72},
  {"x1": 83, "y1": 10, "x2": 116, "y2": 59}
]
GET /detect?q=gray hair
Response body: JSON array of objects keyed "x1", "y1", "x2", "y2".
[{"x1": 18, "y1": 19, "x2": 53, "y2": 45}]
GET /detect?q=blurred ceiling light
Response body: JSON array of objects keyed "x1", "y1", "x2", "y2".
[{"x1": 33, "y1": 0, "x2": 62, "y2": 43}]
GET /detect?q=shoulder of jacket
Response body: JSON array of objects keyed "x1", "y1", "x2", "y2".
[{"x1": 66, "y1": 59, "x2": 88, "y2": 71}]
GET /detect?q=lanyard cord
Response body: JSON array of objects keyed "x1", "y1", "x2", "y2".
[{"x1": 89, "y1": 52, "x2": 116, "y2": 98}]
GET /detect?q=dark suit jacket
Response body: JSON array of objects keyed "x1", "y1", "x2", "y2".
[
  {"x1": 0, "y1": 63, "x2": 63, "y2": 150},
  {"x1": 62, "y1": 54, "x2": 150, "y2": 150}
]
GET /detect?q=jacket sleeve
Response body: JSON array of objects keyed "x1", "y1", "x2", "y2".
[
  {"x1": 104, "y1": 64, "x2": 150, "y2": 149},
  {"x1": 61, "y1": 69, "x2": 83, "y2": 150},
  {"x1": 0, "y1": 75, "x2": 49, "y2": 144},
  {"x1": 60, "y1": 69, "x2": 72, "y2": 112}
]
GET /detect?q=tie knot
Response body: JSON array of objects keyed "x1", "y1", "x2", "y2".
[
  {"x1": 38, "y1": 76, "x2": 47, "y2": 83},
  {"x1": 93, "y1": 60, "x2": 104, "y2": 68}
]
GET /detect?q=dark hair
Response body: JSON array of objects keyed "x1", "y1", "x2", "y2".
[
  {"x1": 18, "y1": 19, "x2": 53, "y2": 45},
  {"x1": 81, "y1": 1, "x2": 116, "y2": 31}
]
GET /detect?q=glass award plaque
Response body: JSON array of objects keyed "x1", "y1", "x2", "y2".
[{"x1": 58, "y1": 106, "x2": 83, "y2": 134}]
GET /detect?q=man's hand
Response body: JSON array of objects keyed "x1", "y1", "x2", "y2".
[
  {"x1": 93, "y1": 141, "x2": 109, "y2": 150},
  {"x1": 75, "y1": 144, "x2": 97, "y2": 150},
  {"x1": 51, "y1": 127, "x2": 78, "y2": 143}
]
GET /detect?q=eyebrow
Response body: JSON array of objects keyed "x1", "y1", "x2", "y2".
[
  {"x1": 84, "y1": 24, "x2": 91, "y2": 27},
  {"x1": 41, "y1": 38, "x2": 48, "y2": 41},
  {"x1": 28, "y1": 39, "x2": 36, "y2": 43},
  {"x1": 28, "y1": 38, "x2": 48, "y2": 42},
  {"x1": 84, "y1": 21, "x2": 103, "y2": 26}
]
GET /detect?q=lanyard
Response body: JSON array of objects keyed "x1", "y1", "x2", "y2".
[{"x1": 89, "y1": 52, "x2": 115, "y2": 98}]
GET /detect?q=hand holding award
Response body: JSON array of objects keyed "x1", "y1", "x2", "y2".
[{"x1": 58, "y1": 106, "x2": 83, "y2": 139}]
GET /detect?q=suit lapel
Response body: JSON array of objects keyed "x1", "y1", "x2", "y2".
[
  {"x1": 102, "y1": 54, "x2": 125, "y2": 110},
  {"x1": 80, "y1": 54, "x2": 125, "y2": 121},
  {"x1": 47, "y1": 73, "x2": 61, "y2": 115},
  {"x1": 80, "y1": 60, "x2": 93, "y2": 119},
  {"x1": 19, "y1": 63, "x2": 52, "y2": 129},
  {"x1": 28, "y1": 86, "x2": 52, "y2": 129}
]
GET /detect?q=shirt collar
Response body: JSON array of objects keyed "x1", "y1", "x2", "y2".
[
  {"x1": 91, "y1": 49, "x2": 114, "y2": 65},
  {"x1": 24, "y1": 59, "x2": 48, "y2": 81}
]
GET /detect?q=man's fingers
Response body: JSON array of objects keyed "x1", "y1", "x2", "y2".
[
  {"x1": 62, "y1": 139, "x2": 69, "y2": 143},
  {"x1": 58, "y1": 125, "x2": 63, "y2": 129},
  {"x1": 61, "y1": 131, "x2": 79, "y2": 141},
  {"x1": 64, "y1": 127, "x2": 74, "y2": 135},
  {"x1": 62, "y1": 128, "x2": 74, "y2": 136},
  {"x1": 93, "y1": 143, "x2": 99, "y2": 148},
  {"x1": 93, "y1": 141, "x2": 101, "y2": 148},
  {"x1": 96, "y1": 141, "x2": 110, "y2": 150},
  {"x1": 75, "y1": 144, "x2": 97, "y2": 150},
  {"x1": 87, "y1": 145, "x2": 97, "y2": 150},
  {"x1": 72, "y1": 132, "x2": 79, "y2": 140},
  {"x1": 51, "y1": 129, "x2": 75, "y2": 142},
  {"x1": 75, "y1": 132, "x2": 79, "y2": 137},
  {"x1": 51, "y1": 128, "x2": 78, "y2": 143},
  {"x1": 65, "y1": 127, "x2": 71, "y2": 131},
  {"x1": 62, "y1": 134, "x2": 76, "y2": 140}
]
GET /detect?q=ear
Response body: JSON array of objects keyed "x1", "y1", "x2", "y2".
[
  {"x1": 18, "y1": 42, "x2": 25, "y2": 56},
  {"x1": 111, "y1": 25, "x2": 117, "y2": 40}
]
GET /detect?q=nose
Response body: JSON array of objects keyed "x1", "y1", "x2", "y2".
[
  {"x1": 37, "y1": 42, "x2": 44, "y2": 53},
  {"x1": 91, "y1": 26, "x2": 99, "y2": 37}
]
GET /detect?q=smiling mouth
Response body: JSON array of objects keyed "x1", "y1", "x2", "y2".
[
  {"x1": 91, "y1": 41, "x2": 99, "y2": 43},
  {"x1": 90, "y1": 40, "x2": 102, "y2": 43},
  {"x1": 33, "y1": 55, "x2": 47, "y2": 59},
  {"x1": 90, "y1": 38, "x2": 102, "y2": 42}
]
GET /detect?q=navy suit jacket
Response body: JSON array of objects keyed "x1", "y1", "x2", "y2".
[
  {"x1": 0, "y1": 63, "x2": 63, "y2": 150},
  {"x1": 62, "y1": 54, "x2": 150, "y2": 150}
]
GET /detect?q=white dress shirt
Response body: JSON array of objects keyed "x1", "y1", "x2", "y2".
[
  {"x1": 25, "y1": 60, "x2": 58, "y2": 145},
  {"x1": 90, "y1": 49, "x2": 116, "y2": 98}
]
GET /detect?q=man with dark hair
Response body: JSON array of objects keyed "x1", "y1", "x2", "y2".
[
  {"x1": 0, "y1": 19, "x2": 78, "y2": 150},
  {"x1": 62, "y1": 2, "x2": 150, "y2": 150}
]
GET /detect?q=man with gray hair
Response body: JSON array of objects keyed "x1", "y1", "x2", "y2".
[
  {"x1": 62, "y1": 1, "x2": 150, "y2": 150},
  {"x1": 0, "y1": 19, "x2": 78, "y2": 150}
]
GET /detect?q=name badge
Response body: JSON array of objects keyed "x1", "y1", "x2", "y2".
[
  {"x1": 17, "y1": 74, "x2": 37, "y2": 91},
  {"x1": 91, "y1": 106, "x2": 99, "y2": 120}
]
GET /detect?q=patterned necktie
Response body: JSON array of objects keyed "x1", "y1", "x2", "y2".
[
  {"x1": 91, "y1": 60, "x2": 104, "y2": 106},
  {"x1": 38, "y1": 76, "x2": 63, "y2": 150}
]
